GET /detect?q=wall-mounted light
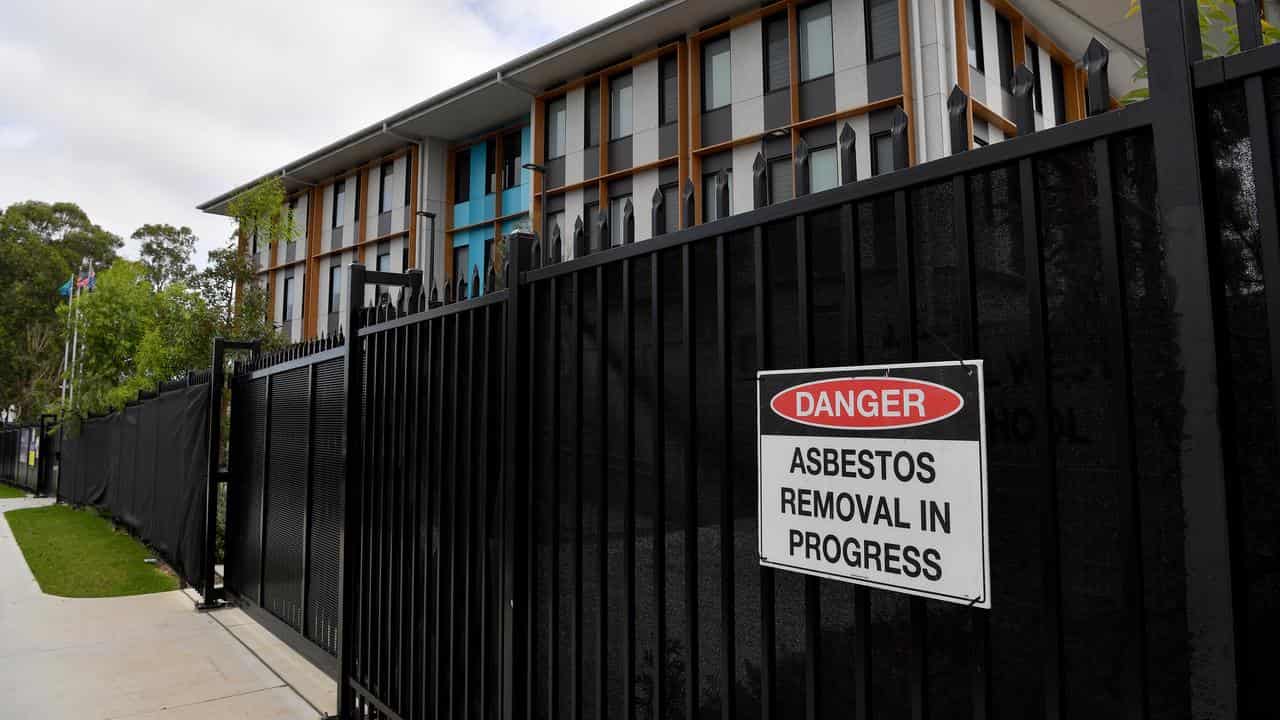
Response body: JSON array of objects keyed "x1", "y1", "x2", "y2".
[{"x1": 522, "y1": 163, "x2": 547, "y2": 174}]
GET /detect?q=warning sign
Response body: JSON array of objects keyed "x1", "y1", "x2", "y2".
[{"x1": 757, "y1": 361, "x2": 990, "y2": 608}]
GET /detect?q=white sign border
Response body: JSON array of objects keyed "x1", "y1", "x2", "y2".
[{"x1": 757, "y1": 360, "x2": 991, "y2": 609}]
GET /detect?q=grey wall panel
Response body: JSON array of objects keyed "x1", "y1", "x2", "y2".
[
  {"x1": 584, "y1": 150, "x2": 599, "y2": 180},
  {"x1": 799, "y1": 75, "x2": 836, "y2": 120},
  {"x1": 608, "y1": 136, "x2": 633, "y2": 172},
  {"x1": 546, "y1": 156, "x2": 566, "y2": 189},
  {"x1": 764, "y1": 88, "x2": 791, "y2": 130},
  {"x1": 659, "y1": 124, "x2": 678, "y2": 158},
  {"x1": 868, "y1": 57, "x2": 903, "y2": 100},
  {"x1": 702, "y1": 106, "x2": 733, "y2": 146}
]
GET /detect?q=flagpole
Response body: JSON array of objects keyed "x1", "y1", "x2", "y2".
[
  {"x1": 68, "y1": 263, "x2": 84, "y2": 408},
  {"x1": 59, "y1": 275, "x2": 73, "y2": 408}
]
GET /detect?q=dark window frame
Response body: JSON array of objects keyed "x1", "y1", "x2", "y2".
[
  {"x1": 546, "y1": 97, "x2": 568, "y2": 159},
  {"x1": 283, "y1": 275, "x2": 295, "y2": 322},
  {"x1": 870, "y1": 130, "x2": 893, "y2": 175},
  {"x1": 610, "y1": 71, "x2": 634, "y2": 140},
  {"x1": 328, "y1": 264, "x2": 341, "y2": 313},
  {"x1": 379, "y1": 162, "x2": 394, "y2": 214},
  {"x1": 1050, "y1": 60, "x2": 1067, "y2": 124},
  {"x1": 995, "y1": 12, "x2": 1014, "y2": 92},
  {"x1": 586, "y1": 84, "x2": 601, "y2": 148},
  {"x1": 404, "y1": 155, "x2": 412, "y2": 207},
  {"x1": 763, "y1": 12, "x2": 791, "y2": 93},
  {"x1": 503, "y1": 130, "x2": 523, "y2": 190},
  {"x1": 455, "y1": 147, "x2": 472, "y2": 204},
  {"x1": 798, "y1": 1, "x2": 835, "y2": 82},
  {"x1": 866, "y1": 0, "x2": 901, "y2": 64},
  {"x1": 1027, "y1": 39, "x2": 1043, "y2": 112},
  {"x1": 968, "y1": 0, "x2": 985, "y2": 72},
  {"x1": 332, "y1": 179, "x2": 345, "y2": 229},
  {"x1": 702, "y1": 34, "x2": 732, "y2": 112},
  {"x1": 659, "y1": 54, "x2": 679, "y2": 126}
]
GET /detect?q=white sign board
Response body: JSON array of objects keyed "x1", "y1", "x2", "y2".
[{"x1": 757, "y1": 361, "x2": 990, "y2": 608}]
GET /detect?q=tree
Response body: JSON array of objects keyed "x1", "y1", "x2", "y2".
[
  {"x1": 1122, "y1": 0, "x2": 1280, "y2": 103},
  {"x1": 194, "y1": 242, "x2": 280, "y2": 346},
  {"x1": 0, "y1": 201, "x2": 121, "y2": 421},
  {"x1": 134, "y1": 223, "x2": 197, "y2": 290}
]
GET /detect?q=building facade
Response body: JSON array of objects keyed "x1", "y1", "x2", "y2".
[{"x1": 201, "y1": 0, "x2": 1142, "y2": 341}]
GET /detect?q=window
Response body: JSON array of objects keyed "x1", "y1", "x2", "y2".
[
  {"x1": 453, "y1": 246, "x2": 469, "y2": 287},
  {"x1": 995, "y1": 13, "x2": 1013, "y2": 92},
  {"x1": 503, "y1": 131, "x2": 523, "y2": 189},
  {"x1": 769, "y1": 157, "x2": 793, "y2": 205},
  {"x1": 871, "y1": 131, "x2": 894, "y2": 175},
  {"x1": 404, "y1": 156, "x2": 412, "y2": 206},
  {"x1": 764, "y1": 14, "x2": 790, "y2": 93},
  {"x1": 545, "y1": 210, "x2": 565, "y2": 257},
  {"x1": 402, "y1": 247, "x2": 409, "y2": 271},
  {"x1": 967, "y1": 0, "x2": 985, "y2": 72},
  {"x1": 585, "y1": 202, "x2": 600, "y2": 249},
  {"x1": 483, "y1": 238, "x2": 493, "y2": 276},
  {"x1": 332, "y1": 180, "x2": 345, "y2": 228},
  {"x1": 702, "y1": 170, "x2": 732, "y2": 221},
  {"x1": 799, "y1": 2, "x2": 834, "y2": 81},
  {"x1": 377, "y1": 250, "x2": 391, "y2": 273},
  {"x1": 1027, "y1": 40, "x2": 1043, "y2": 112},
  {"x1": 1050, "y1": 61, "x2": 1066, "y2": 124},
  {"x1": 810, "y1": 145, "x2": 838, "y2": 193},
  {"x1": 867, "y1": 0, "x2": 900, "y2": 63},
  {"x1": 547, "y1": 98, "x2": 567, "y2": 159},
  {"x1": 660, "y1": 56, "x2": 679, "y2": 125},
  {"x1": 283, "y1": 276, "x2": 295, "y2": 321},
  {"x1": 455, "y1": 148, "x2": 471, "y2": 203},
  {"x1": 485, "y1": 138, "x2": 497, "y2": 195},
  {"x1": 658, "y1": 184, "x2": 679, "y2": 234},
  {"x1": 328, "y1": 264, "x2": 341, "y2": 313},
  {"x1": 250, "y1": 227, "x2": 259, "y2": 255},
  {"x1": 379, "y1": 162, "x2": 394, "y2": 213},
  {"x1": 609, "y1": 195, "x2": 631, "y2": 246},
  {"x1": 287, "y1": 198, "x2": 297, "y2": 240},
  {"x1": 703, "y1": 36, "x2": 732, "y2": 111},
  {"x1": 611, "y1": 73, "x2": 633, "y2": 139},
  {"x1": 353, "y1": 174, "x2": 360, "y2": 218},
  {"x1": 586, "y1": 84, "x2": 601, "y2": 148}
]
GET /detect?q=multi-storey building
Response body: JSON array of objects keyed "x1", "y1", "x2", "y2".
[{"x1": 199, "y1": 0, "x2": 1141, "y2": 341}]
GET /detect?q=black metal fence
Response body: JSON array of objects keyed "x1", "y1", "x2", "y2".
[
  {"x1": 58, "y1": 377, "x2": 212, "y2": 588},
  {"x1": 224, "y1": 335, "x2": 347, "y2": 674},
  {"x1": 209, "y1": 3, "x2": 1280, "y2": 719}
]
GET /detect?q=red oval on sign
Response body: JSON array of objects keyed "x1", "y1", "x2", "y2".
[{"x1": 770, "y1": 376, "x2": 964, "y2": 430}]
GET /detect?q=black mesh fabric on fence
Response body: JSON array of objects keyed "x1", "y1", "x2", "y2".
[
  {"x1": 226, "y1": 351, "x2": 345, "y2": 667},
  {"x1": 58, "y1": 382, "x2": 211, "y2": 587}
]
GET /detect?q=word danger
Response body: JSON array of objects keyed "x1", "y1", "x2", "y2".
[{"x1": 770, "y1": 376, "x2": 963, "y2": 430}]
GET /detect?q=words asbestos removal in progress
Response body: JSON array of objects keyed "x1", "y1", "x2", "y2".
[{"x1": 757, "y1": 363, "x2": 991, "y2": 608}]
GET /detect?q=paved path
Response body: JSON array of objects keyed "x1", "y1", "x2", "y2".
[{"x1": 0, "y1": 495, "x2": 334, "y2": 719}]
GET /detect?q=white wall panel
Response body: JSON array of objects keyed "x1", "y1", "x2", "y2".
[
  {"x1": 634, "y1": 58, "x2": 659, "y2": 133},
  {"x1": 731, "y1": 19, "x2": 763, "y2": 103}
]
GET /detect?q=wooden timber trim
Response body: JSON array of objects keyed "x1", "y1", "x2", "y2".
[
  {"x1": 955, "y1": 0, "x2": 973, "y2": 152},
  {"x1": 899, "y1": 0, "x2": 917, "y2": 165},
  {"x1": 304, "y1": 185, "x2": 324, "y2": 338},
  {"x1": 693, "y1": 96, "x2": 905, "y2": 158},
  {"x1": 537, "y1": 157, "x2": 680, "y2": 199},
  {"x1": 447, "y1": 211, "x2": 536, "y2": 235},
  {"x1": 408, "y1": 146, "x2": 419, "y2": 271},
  {"x1": 677, "y1": 40, "x2": 689, "y2": 229},
  {"x1": 789, "y1": 3, "x2": 801, "y2": 202},
  {"x1": 532, "y1": 96, "x2": 545, "y2": 239},
  {"x1": 311, "y1": 229, "x2": 410, "y2": 263},
  {"x1": 599, "y1": 74, "x2": 609, "y2": 222},
  {"x1": 691, "y1": 0, "x2": 788, "y2": 41},
  {"x1": 537, "y1": 42, "x2": 681, "y2": 100},
  {"x1": 356, "y1": 169, "x2": 368, "y2": 264},
  {"x1": 689, "y1": 34, "x2": 703, "y2": 225},
  {"x1": 973, "y1": 98, "x2": 1017, "y2": 137}
]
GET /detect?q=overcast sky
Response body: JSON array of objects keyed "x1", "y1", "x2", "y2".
[{"x1": 0, "y1": 0, "x2": 636, "y2": 267}]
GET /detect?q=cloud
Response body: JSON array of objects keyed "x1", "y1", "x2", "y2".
[{"x1": 0, "y1": 0, "x2": 635, "y2": 267}]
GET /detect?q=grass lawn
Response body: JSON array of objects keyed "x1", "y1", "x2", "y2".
[
  {"x1": 0, "y1": 483, "x2": 26, "y2": 499},
  {"x1": 5, "y1": 504, "x2": 178, "y2": 598}
]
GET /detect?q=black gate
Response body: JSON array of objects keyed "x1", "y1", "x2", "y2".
[{"x1": 224, "y1": 337, "x2": 348, "y2": 674}]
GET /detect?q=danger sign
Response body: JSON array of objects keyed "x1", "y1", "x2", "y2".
[{"x1": 757, "y1": 361, "x2": 990, "y2": 608}]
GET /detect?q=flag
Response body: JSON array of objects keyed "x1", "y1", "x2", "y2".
[
  {"x1": 58, "y1": 277, "x2": 73, "y2": 297},
  {"x1": 86, "y1": 268, "x2": 96, "y2": 291}
]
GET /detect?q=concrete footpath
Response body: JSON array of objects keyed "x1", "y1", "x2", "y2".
[{"x1": 0, "y1": 495, "x2": 336, "y2": 719}]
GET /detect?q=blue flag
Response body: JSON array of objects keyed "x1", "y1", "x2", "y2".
[{"x1": 58, "y1": 277, "x2": 73, "y2": 297}]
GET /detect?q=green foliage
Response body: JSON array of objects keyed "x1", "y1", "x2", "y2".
[
  {"x1": 0, "y1": 201, "x2": 121, "y2": 421},
  {"x1": 227, "y1": 177, "x2": 297, "y2": 248},
  {"x1": 1122, "y1": 0, "x2": 1280, "y2": 103},
  {"x1": 6, "y1": 504, "x2": 179, "y2": 598},
  {"x1": 134, "y1": 223, "x2": 197, "y2": 290}
]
